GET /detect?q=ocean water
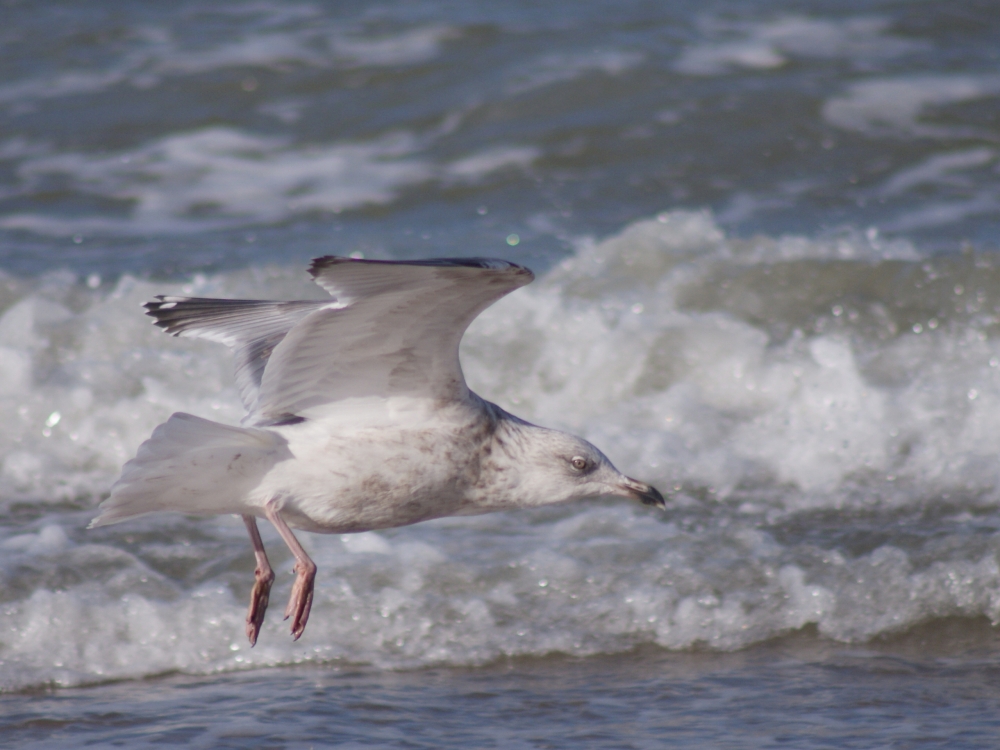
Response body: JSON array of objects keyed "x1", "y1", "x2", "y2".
[{"x1": 2, "y1": 0, "x2": 1000, "y2": 746}]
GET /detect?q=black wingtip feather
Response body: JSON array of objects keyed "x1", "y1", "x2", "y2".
[
  {"x1": 308, "y1": 255, "x2": 532, "y2": 278},
  {"x1": 143, "y1": 295, "x2": 192, "y2": 336}
]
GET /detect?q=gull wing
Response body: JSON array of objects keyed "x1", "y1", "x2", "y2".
[
  {"x1": 144, "y1": 296, "x2": 326, "y2": 414},
  {"x1": 253, "y1": 257, "x2": 533, "y2": 423}
]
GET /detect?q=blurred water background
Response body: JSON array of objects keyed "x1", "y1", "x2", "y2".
[{"x1": 2, "y1": 1, "x2": 1000, "y2": 746}]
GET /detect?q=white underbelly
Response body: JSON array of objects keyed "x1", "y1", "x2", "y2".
[{"x1": 249, "y1": 426, "x2": 477, "y2": 533}]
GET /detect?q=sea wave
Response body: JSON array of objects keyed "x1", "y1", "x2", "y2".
[{"x1": 3, "y1": 211, "x2": 1000, "y2": 689}]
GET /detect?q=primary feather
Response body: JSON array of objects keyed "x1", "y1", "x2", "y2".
[{"x1": 145, "y1": 297, "x2": 324, "y2": 415}]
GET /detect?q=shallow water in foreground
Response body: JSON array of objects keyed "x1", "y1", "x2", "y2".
[{"x1": 6, "y1": 625, "x2": 1000, "y2": 748}]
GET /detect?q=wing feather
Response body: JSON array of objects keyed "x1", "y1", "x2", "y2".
[
  {"x1": 144, "y1": 296, "x2": 326, "y2": 414},
  {"x1": 252, "y1": 257, "x2": 533, "y2": 422}
]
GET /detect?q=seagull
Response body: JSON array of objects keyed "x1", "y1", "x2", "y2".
[{"x1": 90, "y1": 257, "x2": 665, "y2": 646}]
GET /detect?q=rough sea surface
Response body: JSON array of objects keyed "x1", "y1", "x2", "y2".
[{"x1": 2, "y1": 1, "x2": 1000, "y2": 747}]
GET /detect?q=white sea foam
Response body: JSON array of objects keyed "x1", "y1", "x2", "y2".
[
  {"x1": 822, "y1": 74, "x2": 1000, "y2": 138},
  {"x1": 3, "y1": 211, "x2": 1000, "y2": 688},
  {"x1": 3, "y1": 502, "x2": 999, "y2": 689},
  {"x1": 675, "y1": 15, "x2": 925, "y2": 76},
  {"x1": 882, "y1": 194, "x2": 1000, "y2": 232},
  {"x1": 329, "y1": 25, "x2": 457, "y2": 67},
  {"x1": 152, "y1": 31, "x2": 330, "y2": 75},
  {"x1": 0, "y1": 12, "x2": 458, "y2": 108},
  {"x1": 880, "y1": 148, "x2": 997, "y2": 197},
  {"x1": 874, "y1": 148, "x2": 1000, "y2": 231},
  {"x1": 1, "y1": 128, "x2": 539, "y2": 236},
  {"x1": 443, "y1": 146, "x2": 541, "y2": 182}
]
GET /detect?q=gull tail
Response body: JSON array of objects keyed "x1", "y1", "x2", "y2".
[{"x1": 90, "y1": 412, "x2": 291, "y2": 528}]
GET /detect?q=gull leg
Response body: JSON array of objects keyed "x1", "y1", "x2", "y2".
[
  {"x1": 264, "y1": 500, "x2": 316, "y2": 640},
  {"x1": 242, "y1": 514, "x2": 275, "y2": 647}
]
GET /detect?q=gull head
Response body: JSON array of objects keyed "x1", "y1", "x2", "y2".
[{"x1": 502, "y1": 424, "x2": 666, "y2": 510}]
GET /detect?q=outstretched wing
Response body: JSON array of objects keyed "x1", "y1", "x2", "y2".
[
  {"x1": 253, "y1": 256, "x2": 533, "y2": 423},
  {"x1": 144, "y1": 296, "x2": 327, "y2": 414}
]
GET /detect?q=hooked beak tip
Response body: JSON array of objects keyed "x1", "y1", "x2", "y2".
[{"x1": 620, "y1": 477, "x2": 667, "y2": 510}]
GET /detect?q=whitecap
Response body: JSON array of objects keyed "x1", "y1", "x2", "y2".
[
  {"x1": 675, "y1": 15, "x2": 926, "y2": 76},
  {"x1": 5, "y1": 212, "x2": 1000, "y2": 687},
  {"x1": 822, "y1": 74, "x2": 1000, "y2": 138},
  {"x1": 1, "y1": 126, "x2": 545, "y2": 236}
]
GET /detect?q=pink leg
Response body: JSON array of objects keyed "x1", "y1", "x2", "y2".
[
  {"x1": 264, "y1": 500, "x2": 317, "y2": 641},
  {"x1": 242, "y1": 514, "x2": 275, "y2": 647}
]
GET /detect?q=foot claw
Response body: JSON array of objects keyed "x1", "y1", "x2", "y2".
[
  {"x1": 283, "y1": 561, "x2": 316, "y2": 640},
  {"x1": 262, "y1": 502, "x2": 318, "y2": 642},
  {"x1": 245, "y1": 567, "x2": 274, "y2": 647}
]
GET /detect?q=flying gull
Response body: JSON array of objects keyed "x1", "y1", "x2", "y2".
[{"x1": 91, "y1": 257, "x2": 665, "y2": 645}]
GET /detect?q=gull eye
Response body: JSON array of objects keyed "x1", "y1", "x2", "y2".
[{"x1": 570, "y1": 456, "x2": 588, "y2": 471}]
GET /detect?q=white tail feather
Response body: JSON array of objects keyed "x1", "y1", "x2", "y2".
[{"x1": 90, "y1": 413, "x2": 291, "y2": 527}]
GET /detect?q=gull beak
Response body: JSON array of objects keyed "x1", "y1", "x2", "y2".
[{"x1": 617, "y1": 476, "x2": 667, "y2": 509}]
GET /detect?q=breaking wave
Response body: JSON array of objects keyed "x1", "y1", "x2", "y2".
[{"x1": 3, "y1": 211, "x2": 1000, "y2": 689}]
